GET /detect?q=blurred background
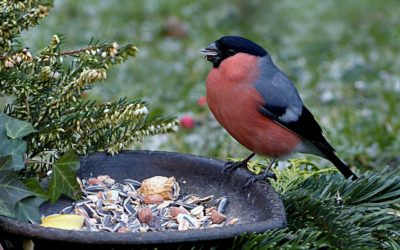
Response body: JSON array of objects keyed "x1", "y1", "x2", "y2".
[{"x1": 18, "y1": 0, "x2": 399, "y2": 171}]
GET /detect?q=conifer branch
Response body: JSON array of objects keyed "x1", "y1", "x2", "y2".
[
  {"x1": 234, "y1": 164, "x2": 400, "y2": 249},
  {"x1": 0, "y1": 0, "x2": 177, "y2": 168}
]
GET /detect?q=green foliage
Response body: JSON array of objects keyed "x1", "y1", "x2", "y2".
[
  {"x1": 0, "y1": 0, "x2": 178, "y2": 223},
  {"x1": 0, "y1": 0, "x2": 52, "y2": 51},
  {"x1": 48, "y1": 150, "x2": 81, "y2": 203},
  {"x1": 0, "y1": 200, "x2": 14, "y2": 218},
  {"x1": 0, "y1": 171, "x2": 33, "y2": 218},
  {"x1": 283, "y1": 174, "x2": 400, "y2": 249},
  {"x1": 0, "y1": 114, "x2": 79, "y2": 222},
  {"x1": 0, "y1": 155, "x2": 11, "y2": 169},
  {"x1": 0, "y1": 139, "x2": 26, "y2": 170},
  {"x1": 270, "y1": 158, "x2": 337, "y2": 195},
  {"x1": 0, "y1": 0, "x2": 178, "y2": 159},
  {"x1": 15, "y1": 196, "x2": 47, "y2": 223},
  {"x1": 0, "y1": 114, "x2": 46, "y2": 222},
  {"x1": 23, "y1": 178, "x2": 49, "y2": 199},
  {"x1": 232, "y1": 161, "x2": 400, "y2": 249},
  {"x1": 0, "y1": 163, "x2": 50, "y2": 224},
  {"x1": 0, "y1": 114, "x2": 29, "y2": 171},
  {"x1": 233, "y1": 228, "x2": 327, "y2": 250},
  {"x1": 1, "y1": 33, "x2": 177, "y2": 156},
  {"x1": 4, "y1": 114, "x2": 37, "y2": 140}
]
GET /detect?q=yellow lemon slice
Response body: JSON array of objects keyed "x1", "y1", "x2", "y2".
[{"x1": 40, "y1": 214, "x2": 84, "y2": 230}]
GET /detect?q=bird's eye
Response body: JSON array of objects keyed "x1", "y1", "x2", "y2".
[{"x1": 227, "y1": 49, "x2": 236, "y2": 56}]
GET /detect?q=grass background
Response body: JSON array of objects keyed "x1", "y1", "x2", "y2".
[{"x1": 17, "y1": 0, "x2": 400, "y2": 172}]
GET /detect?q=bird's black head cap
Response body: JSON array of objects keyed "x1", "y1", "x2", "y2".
[
  {"x1": 216, "y1": 36, "x2": 268, "y2": 57},
  {"x1": 200, "y1": 36, "x2": 268, "y2": 67}
]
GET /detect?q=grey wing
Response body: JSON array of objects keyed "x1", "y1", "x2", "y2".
[
  {"x1": 254, "y1": 60, "x2": 335, "y2": 152},
  {"x1": 254, "y1": 67, "x2": 303, "y2": 123}
]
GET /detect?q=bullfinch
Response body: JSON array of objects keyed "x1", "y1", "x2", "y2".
[{"x1": 200, "y1": 36, "x2": 358, "y2": 185}]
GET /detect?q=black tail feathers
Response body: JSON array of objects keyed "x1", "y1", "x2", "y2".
[{"x1": 317, "y1": 144, "x2": 358, "y2": 180}]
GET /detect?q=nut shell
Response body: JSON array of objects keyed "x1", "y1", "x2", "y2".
[
  {"x1": 117, "y1": 226, "x2": 130, "y2": 233},
  {"x1": 88, "y1": 178, "x2": 103, "y2": 186},
  {"x1": 210, "y1": 210, "x2": 226, "y2": 224},
  {"x1": 227, "y1": 217, "x2": 239, "y2": 225},
  {"x1": 138, "y1": 207, "x2": 153, "y2": 224},
  {"x1": 139, "y1": 176, "x2": 180, "y2": 200},
  {"x1": 143, "y1": 194, "x2": 164, "y2": 205},
  {"x1": 170, "y1": 206, "x2": 189, "y2": 218}
]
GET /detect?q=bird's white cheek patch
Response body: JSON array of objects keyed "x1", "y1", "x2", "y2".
[{"x1": 279, "y1": 106, "x2": 302, "y2": 123}]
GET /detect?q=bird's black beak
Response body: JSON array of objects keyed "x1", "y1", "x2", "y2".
[{"x1": 199, "y1": 42, "x2": 220, "y2": 64}]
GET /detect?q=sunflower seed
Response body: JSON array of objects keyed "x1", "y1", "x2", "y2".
[
  {"x1": 57, "y1": 175, "x2": 234, "y2": 232},
  {"x1": 85, "y1": 185, "x2": 104, "y2": 192},
  {"x1": 217, "y1": 197, "x2": 228, "y2": 213},
  {"x1": 60, "y1": 205, "x2": 74, "y2": 214}
]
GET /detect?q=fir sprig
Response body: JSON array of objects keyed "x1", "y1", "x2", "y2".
[
  {"x1": 233, "y1": 161, "x2": 400, "y2": 249},
  {"x1": 0, "y1": 25, "x2": 178, "y2": 162},
  {"x1": 0, "y1": 0, "x2": 52, "y2": 51},
  {"x1": 0, "y1": 0, "x2": 178, "y2": 222}
]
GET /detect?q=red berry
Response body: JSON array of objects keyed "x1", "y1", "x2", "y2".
[
  {"x1": 180, "y1": 115, "x2": 195, "y2": 129},
  {"x1": 197, "y1": 96, "x2": 207, "y2": 106}
]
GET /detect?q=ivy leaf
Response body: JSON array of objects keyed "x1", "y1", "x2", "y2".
[
  {"x1": 0, "y1": 114, "x2": 31, "y2": 170},
  {"x1": 49, "y1": 150, "x2": 81, "y2": 203},
  {"x1": 15, "y1": 196, "x2": 47, "y2": 223},
  {"x1": 0, "y1": 155, "x2": 12, "y2": 170},
  {"x1": 4, "y1": 114, "x2": 37, "y2": 140},
  {"x1": 24, "y1": 178, "x2": 49, "y2": 199},
  {"x1": 0, "y1": 170, "x2": 33, "y2": 217},
  {"x1": 0, "y1": 113, "x2": 6, "y2": 138},
  {"x1": 0, "y1": 139, "x2": 26, "y2": 170},
  {"x1": 0, "y1": 199, "x2": 15, "y2": 218}
]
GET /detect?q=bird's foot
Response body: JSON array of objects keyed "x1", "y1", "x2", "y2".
[
  {"x1": 223, "y1": 160, "x2": 247, "y2": 173},
  {"x1": 223, "y1": 153, "x2": 255, "y2": 173},
  {"x1": 244, "y1": 171, "x2": 277, "y2": 187}
]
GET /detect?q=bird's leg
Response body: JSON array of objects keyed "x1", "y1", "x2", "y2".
[
  {"x1": 223, "y1": 153, "x2": 255, "y2": 173},
  {"x1": 245, "y1": 156, "x2": 278, "y2": 187}
]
